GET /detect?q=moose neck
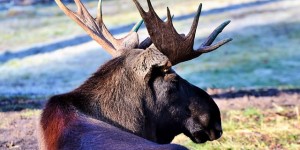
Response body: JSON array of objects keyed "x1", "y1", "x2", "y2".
[{"x1": 72, "y1": 56, "x2": 158, "y2": 141}]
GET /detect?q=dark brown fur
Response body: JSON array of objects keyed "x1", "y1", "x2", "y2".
[{"x1": 40, "y1": 49, "x2": 222, "y2": 150}]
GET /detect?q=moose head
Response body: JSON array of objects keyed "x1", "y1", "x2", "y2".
[{"x1": 40, "y1": 0, "x2": 232, "y2": 149}]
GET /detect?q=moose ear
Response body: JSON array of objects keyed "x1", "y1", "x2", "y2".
[{"x1": 131, "y1": 45, "x2": 171, "y2": 81}]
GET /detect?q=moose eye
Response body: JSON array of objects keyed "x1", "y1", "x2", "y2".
[
  {"x1": 161, "y1": 60, "x2": 172, "y2": 74},
  {"x1": 162, "y1": 68, "x2": 171, "y2": 74}
]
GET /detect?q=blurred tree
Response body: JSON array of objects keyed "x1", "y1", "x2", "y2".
[
  {"x1": 13, "y1": 0, "x2": 41, "y2": 5},
  {"x1": 0, "y1": 0, "x2": 108, "y2": 6},
  {"x1": 9, "y1": 0, "x2": 77, "y2": 6}
]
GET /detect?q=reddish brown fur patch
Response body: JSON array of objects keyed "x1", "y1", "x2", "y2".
[{"x1": 40, "y1": 99, "x2": 76, "y2": 150}]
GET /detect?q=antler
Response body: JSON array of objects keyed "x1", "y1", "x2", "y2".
[
  {"x1": 55, "y1": 0, "x2": 143, "y2": 57},
  {"x1": 133, "y1": 0, "x2": 232, "y2": 65}
]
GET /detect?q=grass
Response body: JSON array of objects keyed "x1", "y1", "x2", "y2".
[
  {"x1": 1, "y1": 0, "x2": 198, "y2": 51},
  {"x1": 0, "y1": 0, "x2": 256, "y2": 51},
  {"x1": 19, "y1": 109, "x2": 41, "y2": 118},
  {"x1": 176, "y1": 21, "x2": 300, "y2": 89},
  {"x1": 0, "y1": 0, "x2": 299, "y2": 98},
  {"x1": 171, "y1": 0, "x2": 300, "y2": 89},
  {"x1": 173, "y1": 107, "x2": 300, "y2": 150}
]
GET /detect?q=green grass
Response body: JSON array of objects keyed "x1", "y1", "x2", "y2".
[
  {"x1": 176, "y1": 21, "x2": 300, "y2": 89},
  {"x1": 19, "y1": 109, "x2": 41, "y2": 118},
  {"x1": 1, "y1": 0, "x2": 300, "y2": 98},
  {"x1": 173, "y1": 107, "x2": 300, "y2": 150},
  {"x1": 0, "y1": 0, "x2": 206, "y2": 51},
  {"x1": 0, "y1": 0, "x2": 258, "y2": 51}
]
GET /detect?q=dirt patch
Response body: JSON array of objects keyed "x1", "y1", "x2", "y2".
[
  {"x1": 0, "y1": 110, "x2": 40, "y2": 150},
  {"x1": 209, "y1": 88, "x2": 300, "y2": 110},
  {"x1": 0, "y1": 89, "x2": 299, "y2": 149}
]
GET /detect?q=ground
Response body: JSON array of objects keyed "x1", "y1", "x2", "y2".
[
  {"x1": 175, "y1": 89, "x2": 300, "y2": 150},
  {"x1": 0, "y1": 89, "x2": 299, "y2": 149}
]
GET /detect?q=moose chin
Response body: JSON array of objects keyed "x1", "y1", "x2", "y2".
[{"x1": 39, "y1": 0, "x2": 232, "y2": 149}]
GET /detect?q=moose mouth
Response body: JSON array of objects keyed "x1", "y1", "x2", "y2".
[{"x1": 186, "y1": 130, "x2": 211, "y2": 144}]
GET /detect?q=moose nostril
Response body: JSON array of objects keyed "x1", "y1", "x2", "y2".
[
  {"x1": 210, "y1": 129, "x2": 222, "y2": 140},
  {"x1": 219, "y1": 130, "x2": 223, "y2": 137},
  {"x1": 215, "y1": 130, "x2": 222, "y2": 139},
  {"x1": 214, "y1": 123, "x2": 223, "y2": 139}
]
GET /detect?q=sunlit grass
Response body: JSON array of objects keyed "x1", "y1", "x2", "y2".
[
  {"x1": 176, "y1": 21, "x2": 300, "y2": 89},
  {"x1": 0, "y1": 109, "x2": 41, "y2": 127},
  {"x1": 0, "y1": 0, "x2": 299, "y2": 97},
  {"x1": 173, "y1": 107, "x2": 300, "y2": 150},
  {"x1": 0, "y1": 0, "x2": 197, "y2": 51},
  {"x1": 0, "y1": 0, "x2": 257, "y2": 51},
  {"x1": 20, "y1": 109, "x2": 41, "y2": 118}
]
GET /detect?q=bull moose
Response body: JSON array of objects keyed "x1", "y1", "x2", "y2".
[{"x1": 39, "y1": 0, "x2": 232, "y2": 149}]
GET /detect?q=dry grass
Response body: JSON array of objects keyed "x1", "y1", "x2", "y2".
[
  {"x1": 173, "y1": 106, "x2": 300, "y2": 150},
  {"x1": 0, "y1": 97, "x2": 299, "y2": 149}
]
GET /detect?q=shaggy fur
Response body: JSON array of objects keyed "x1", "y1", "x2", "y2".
[{"x1": 40, "y1": 48, "x2": 222, "y2": 150}]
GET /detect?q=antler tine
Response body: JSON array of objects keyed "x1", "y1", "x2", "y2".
[
  {"x1": 196, "y1": 20, "x2": 232, "y2": 54},
  {"x1": 197, "y1": 38, "x2": 232, "y2": 53},
  {"x1": 133, "y1": 0, "x2": 186, "y2": 63},
  {"x1": 132, "y1": 19, "x2": 144, "y2": 32},
  {"x1": 55, "y1": 0, "x2": 142, "y2": 57},
  {"x1": 201, "y1": 20, "x2": 231, "y2": 47},
  {"x1": 133, "y1": 1, "x2": 232, "y2": 65},
  {"x1": 146, "y1": 0, "x2": 155, "y2": 14},
  {"x1": 186, "y1": 4, "x2": 202, "y2": 43},
  {"x1": 96, "y1": 0, "x2": 103, "y2": 23},
  {"x1": 166, "y1": 7, "x2": 174, "y2": 26},
  {"x1": 133, "y1": 0, "x2": 146, "y2": 16},
  {"x1": 96, "y1": 0, "x2": 127, "y2": 46}
]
